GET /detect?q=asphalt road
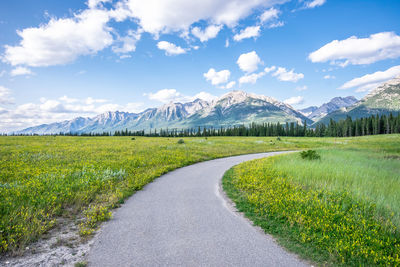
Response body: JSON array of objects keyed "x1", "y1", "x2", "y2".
[{"x1": 88, "y1": 152, "x2": 308, "y2": 267}]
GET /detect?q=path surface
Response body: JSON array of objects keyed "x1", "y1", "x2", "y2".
[{"x1": 88, "y1": 152, "x2": 308, "y2": 267}]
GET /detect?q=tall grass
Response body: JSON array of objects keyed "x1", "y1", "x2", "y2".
[
  {"x1": 0, "y1": 135, "x2": 331, "y2": 254},
  {"x1": 223, "y1": 134, "x2": 400, "y2": 265},
  {"x1": 272, "y1": 149, "x2": 400, "y2": 227}
]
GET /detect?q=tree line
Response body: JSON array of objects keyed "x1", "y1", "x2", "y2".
[{"x1": 116, "y1": 113, "x2": 400, "y2": 138}]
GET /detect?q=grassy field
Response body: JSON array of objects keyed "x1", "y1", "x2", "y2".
[
  {"x1": 223, "y1": 134, "x2": 400, "y2": 266},
  {"x1": 0, "y1": 135, "x2": 333, "y2": 254}
]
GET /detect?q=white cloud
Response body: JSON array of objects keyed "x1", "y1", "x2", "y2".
[
  {"x1": 225, "y1": 39, "x2": 230, "y2": 48},
  {"x1": 2, "y1": 0, "x2": 291, "y2": 69},
  {"x1": 85, "y1": 97, "x2": 108, "y2": 105},
  {"x1": 260, "y1": 7, "x2": 279, "y2": 23},
  {"x1": 87, "y1": 0, "x2": 112, "y2": 9},
  {"x1": 339, "y1": 65, "x2": 400, "y2": 92},
  {"x1": 271, "y1": 67, "x2": 304, "y2": 82},
  {"x1": 3, "y1": 8, "x2": 113, "y2": 67},
  {"x1": 323, "y1": 74, "x2": 335, "y2": 79},
  {"x1": 192, "y1": 91, "x2": 218, "y2": 102},
  {"x1": 145, "y1": 88, "x2": 217, "y2": 103},
  {"x1": 237, "y1": 51, "x2": 262, "y2": 73},
  {"x1": 0, "y1": 86, "x2": 14, "y2": 105},
  {"x1": 239, "y1": 72, "x2": 265, "y2": 84},
  {"x1": 112, "y1": 29, "x2": 142, "y2": 54},
  {"x1": 157, "y1": 41, "x2": 187, "y2": 56},
  {"x1": 268, "y1": 21, "x2": 284, "y2": 28},
  {"x1": 10, "y1": 66, "x2": 34, "y2": 76},
  {"x1": 59, "y1": 95, "x2": 79, "y2": 103},
  {"x1": 233, "y1": 26, "x2": 260, "y2": 41},
  {"x1": 146, "y1": 89, "x2": 186, "y2": 103},
  {"x1": 304, "y1": 0, "x2": 326, "y2": 9},
  {"x1": 309, "y1": 32, "x2": 400, "y2": 66},
  {"x1": 0, "y1": 70, "x2": 5, "y2": 77},
  {"x1": 264, "y1": 66, "x2": 276, "y2": 73},
  {"x1": 284, "y1": 96, "x2": 304, "y2": 105},
  {"x1": 203, "y1": 68, "x2": 231, "y2": 85},
  {"x1": 191, "y1": 25, "x2": 222, "y2": 42},
  {"x1": 295, "y1": 85, "x2": 308, "y2": 91},
  {"x1": 123, "y1": 0, "x2": 288, "y2": 35},
  {"x1": 225, "y1": 81, "x2": 236, "y2": 89}
]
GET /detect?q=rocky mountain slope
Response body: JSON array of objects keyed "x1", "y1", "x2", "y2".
[
  {"x1": 16, "y1": 91, "x2": 311, "y2": 134},
  {"x1": 301, "y1": 96, "x2": 358, "y2": 121},
  {"x1": 318, "y1": 76, "x2": 400, "y2": 124}
]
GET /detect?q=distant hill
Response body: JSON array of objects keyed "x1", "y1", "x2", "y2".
[
  {"x1": 15, "y1": 90, "x2": 312, "y2": 134},
  {"x1": 318, "y1": 75, "x2": 400, "y2": 124},
  {"x1": 300, "y1": 96, "x2": 358, "y2": 121}
]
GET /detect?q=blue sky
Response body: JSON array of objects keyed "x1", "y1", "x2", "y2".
[{"x1": 1, "y1": 0, "x2": 400, "y2": 131}]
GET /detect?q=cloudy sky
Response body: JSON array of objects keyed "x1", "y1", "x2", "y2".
[{"x1": 1, "y1": 0, "x2": 400, "y2": 132}]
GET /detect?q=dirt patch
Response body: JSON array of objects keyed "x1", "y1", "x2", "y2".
[{"x1": 0, "y1": 218, "x2": 93, "y2": 267}]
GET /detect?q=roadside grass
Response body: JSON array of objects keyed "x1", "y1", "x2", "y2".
[
  {"x1": 272, "y1": 148, "x2": 400, "y2": 228},
  {"x1": 0, "y1": 135, "x2": 332, "y2": 254},
  {"x1": 223, "y1": 134, "x2": 400, "y2": 266}
]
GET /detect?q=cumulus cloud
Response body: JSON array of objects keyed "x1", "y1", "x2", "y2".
[
  {"x1": 145, "y1": 88, "x2": 217, "y2": 103},
  {"x1": 10, "y1": 67, "x2": 34, "y2": 77},
  {"x1": 304, "y1": 0, "x2": 326, "y2": 9},
  {"x1": 233, "y1": 26, "x2": 260, "y2": 41},
  {"x1": 284, "y1": 96, "x2": 304, "y2": 105},
  {"x1": 0, "y1": 86, "x2": 14, "y2": 104},
  {"x1": 309, "y1": 32, "x2": 400, "y2": 66},
  {"x1": 112, "y1": 29, "x2": 142, "y2": 54},
  {"x1": 191, "y1": 25, "x2": 222, "y2": 42},
  {"x1": 268, "y1": 21, "x2": 284, "y2": 28},
  {"x1": 339, "y1": 65, "x2": 400, "y2": 92},
  {"x1": 122, "y1": 0, "x2": 288, "y2": 35},
  {"x1": 146, "y1": 89, "x2": 182, "y2": 103},
  {"x1": 224, "y1": 81, "x2": 236, "y2": 89},
  {"x1": 239, "y1": 72, "x2": 266, "y2": 85},
  {"x1": 3, "y1": 8, "x2": 113, "y2": 67},
  {"x1": 260, "y1": 7, "x2": 279, "y2": 23},
  {"x1": 203, "y1": 68, "x2": 231, "y2": 85},
  {"x1": 271, "y1": 67, "x2": 304, "y2": 82},
  {"x1": 157, "y1": 41, "x2": 187, "y2": 55},
  {"x1": 237, "y1": 51, "x2": 262, "y2": 73},
  {"x1": 2, "y1": 0, "x2": 291, "y2": 69},
  {"x1": 87, "y1": 0, "x2": 112, "y2": 9},
  {"x1": 192, "y1": 91, "x2": 218, "y2": 102},
  {"x1": 264, "y1": 66, "x2": 276, "y2": 73}
]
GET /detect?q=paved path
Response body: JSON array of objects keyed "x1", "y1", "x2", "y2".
[{"x1": 88, "y1": 152, "x2": 308, "y2": 267}]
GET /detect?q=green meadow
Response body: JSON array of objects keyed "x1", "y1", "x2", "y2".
[
  {"x1": 0, "y1": 135, "x2": 327, "y2": 254},
  {"x1": 1, "y1": 134, "x2": 399, "y2": 265},
  {"x1": 223, "y1": 134, "x2": 400, "y2": 266}
]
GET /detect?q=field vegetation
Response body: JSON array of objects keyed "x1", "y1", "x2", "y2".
[
  {"x1": 0, "y1": 135, "x2": 329, "y2": 254},
  {"x1": 223, "y1": 134, "x2": 400, "y2": 266}
]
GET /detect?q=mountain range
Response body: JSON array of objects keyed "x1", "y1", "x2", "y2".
[
  {"x1": 300, "y1": 96, "x2": 358, "y2": 121},
  {"x1": 318, "y1": 75, "x2": 400, "y2": 124},
  {"x1": 14, "y1": 75, "x2": 400, "y2": 134},
  {"x1": 16, "y1": 91, "x2": 311, "y2": 134}
]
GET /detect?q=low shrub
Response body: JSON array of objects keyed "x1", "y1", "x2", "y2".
[
  {"x1": 177, "y1": 139, "x2": 185, "y2": 144},
  {"x1": 300, "y1": 150, "x2": 320, "y2": 160}
]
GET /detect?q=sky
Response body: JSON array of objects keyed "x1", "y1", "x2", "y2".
[{"x1": 1, "y1": 0, "x2": 400, "y2": 132}]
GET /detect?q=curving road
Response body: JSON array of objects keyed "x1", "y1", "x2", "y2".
[{"x1": 88, "y1": 152, "x2": 308, "y2": 267}]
